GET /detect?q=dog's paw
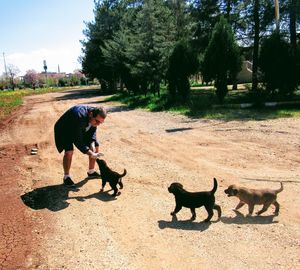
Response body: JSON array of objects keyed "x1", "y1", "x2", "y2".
[{"x1": 170, "y1": 212, "x2": 175, "y2": 216}]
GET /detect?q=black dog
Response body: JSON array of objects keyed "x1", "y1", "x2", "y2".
[
  {"x1": 96, "y1": 159, "x2": 127, "y2": 196},
  {"x1": 168, "y1": 178, "x2": 221, "y2": 222}
]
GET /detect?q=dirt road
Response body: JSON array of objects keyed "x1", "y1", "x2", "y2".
[{"x1": 0, "y1": 88, "x2": 299, "y2": 270}]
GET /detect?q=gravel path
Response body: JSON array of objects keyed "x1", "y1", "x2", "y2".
[{"x1": 0, "y1": 88, "x2": 299, "y2": 269}]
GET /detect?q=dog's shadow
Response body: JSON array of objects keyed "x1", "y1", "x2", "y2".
[
  {"x1": 158, "y1": 215, "x2": 216, "y2": 232},
  {"x1": 20, "y1": 178, "x2": 90, "y2": 212},
  {"x1": 69, "y1": 189, "x2": 118, "y2": 202},
  {"x1": 221, "y1": 210, "x2": 278, "y2": 225}
]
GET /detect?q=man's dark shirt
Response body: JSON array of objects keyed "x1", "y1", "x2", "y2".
[{"x1": 54, "y1": 105, "x2": 98, "y2": 153}]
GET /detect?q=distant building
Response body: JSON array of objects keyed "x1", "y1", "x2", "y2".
[{"x1": 40, "y1": 71, "x2": 66, "y2": 77}]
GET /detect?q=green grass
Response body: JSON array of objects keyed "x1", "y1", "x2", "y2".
[
  {"x1": 105, "y1": 86, "x2": 300, "y2": 121},
  {"x1": 0, "y1": 86, "x2": 95, "y2": 120},
  {"x1": 1, "y1": 84, "x2": 299, "y2": 122}
]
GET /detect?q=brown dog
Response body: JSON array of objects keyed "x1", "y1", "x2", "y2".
[
  {"x1": 168, "y1": 178, "x2": 221, "y2": 222},
  {"x1": 96, "y1": 159, "x2": 127, "y2": 196},
  {"x1": 224, "y1": 182, "x2": 283, "y2": 216}
]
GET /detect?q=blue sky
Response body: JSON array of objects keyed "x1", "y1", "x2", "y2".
[{"x1": 0, "y1": 0, "x2": 95, "y2": 75}]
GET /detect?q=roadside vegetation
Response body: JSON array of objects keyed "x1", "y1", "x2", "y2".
[
  {"x1": 0, "y1": 86, "x2": 97, "y2": 121},
  {"x1": 106, "y1": 85, "x2": 300, "y2": 121}
]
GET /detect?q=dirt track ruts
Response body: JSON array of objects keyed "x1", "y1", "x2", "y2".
[{"x1": 0, "y1": 88, "x2": 299, "y2": 270}]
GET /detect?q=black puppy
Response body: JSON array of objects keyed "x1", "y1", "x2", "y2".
[
  {"x1": 96, "y1": 159, "x2": 127, "y2": 196},
  {"x1": 168, "y1": 178, "x2": 221, "y2": 222}
]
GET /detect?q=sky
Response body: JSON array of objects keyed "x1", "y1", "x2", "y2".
[{"x1": 0, "y1": 0, "x2": 95, "y2": 76}]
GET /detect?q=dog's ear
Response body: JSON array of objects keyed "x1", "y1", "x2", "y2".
[{"x1": 176, "y1": 183, "x2": 183, "y2": 189}]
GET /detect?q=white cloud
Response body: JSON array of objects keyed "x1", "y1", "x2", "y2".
[{"x1": 1, "y1": 45, "x2": 83, "y2": 76}]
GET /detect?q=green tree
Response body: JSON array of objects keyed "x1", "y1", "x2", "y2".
[
  {"x1": 190, "y1": 0, "x2": 220, "y2": 53},
  {"x1": 167, "y1": 0, "x2": 192, "y2": 41},
  {"x1": 203, "y1": 16, "x2": 241, "y2": 102},
  {"x1": 99, "y1": 1, "x2": 139, "y2": 93},
  {"x1": 289, "y1": 0, "x2": 300, "y2": 48},
  {"x1": 80, "y1": 0, "x2": 122, "y2": 92},
  {"x1": 6, "y1": 64, "x2": 20, "y2": 90},
  {"x1": 259, "y1": 31, "x2": 299, "y2": 96},
  {"x1": 125, "y1": 0, "x2": 176, "y2": 95},
  {"x1": 167, "y1": 40, "x2": 199, "y2": 102}
]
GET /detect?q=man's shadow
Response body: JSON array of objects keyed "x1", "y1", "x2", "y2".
[
  {"x1": 20, "y1": 178, "x2": 90, "y2": 212},
  {"x1": 221, "y1": 210, "x2": 278, "y2": 225},
  {"x1": 158, "y1": 215, "x2": 214, "y2": 232}
]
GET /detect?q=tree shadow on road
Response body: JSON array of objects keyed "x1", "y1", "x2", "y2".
[
  {"x1": 158, "y1": 215, "x2": 215, "y2": 232},
  {"x1": 165, "y1": 127, "x2": 193, "y2": 133},
  {"x1": 20, "y1": 178, "x2": 90, "y2": 212},
  {"x1": 54, "y1": 88, "x2": 105, "y2": 101},
  {"x1": 221, "y1": 210, "x2": 278, "y2": 225}
]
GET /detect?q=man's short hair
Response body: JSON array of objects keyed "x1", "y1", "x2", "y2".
[{"x1": 90, "y1": 106, "x2": 107, "y2": 118}]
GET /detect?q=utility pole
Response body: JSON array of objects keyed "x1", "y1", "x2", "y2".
[
  {"x1": 43, "y1": 60, "x2": 48, "y2": 86},
  {"x1": 3, "y1": 52, "x2": 8, "y2": 77}
]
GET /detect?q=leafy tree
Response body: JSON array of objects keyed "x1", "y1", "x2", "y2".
[
  {"x1": 101, "y1": 4, "x2": 141, "y2": 94},
  {"x1": 167, "y1": 0, "x2": 192, "y2": 41},
  {"x1": 259, "y1": 31, "x2": 299, "y2": 96},
  {"x1": 70, "y1": 70, "x2": 85, "y2": 86},
  {"x1": 190, "y1": 0, "x2": 220, "y2": 53},
  {"x1": 202, "y1": 16, "x2": 241, "y2": 102},
  {"x1": 251, "y1": 0, "x2": 260, "y2": 93},
  {"x1": 287, "y1": 0, "x2": 300, "y2": 49},
  {"x1": 6, "y1": 64, "x2": 20, "y2": 90},
  {"x1": 127, "y1": 0, "x2": 176, "y2": 96},
  {"x1": 0, "y1": 74, "x2": 9, "y2": 90},
  {"x1": 23, "y1": 70, "x2": 39, "y2": 89},
  {"x1": 167, "y1": 40, "x2": 199, "y2": 102},
  {"x1": 80, "y1": 0, "x2": 122, "y2": 92}
]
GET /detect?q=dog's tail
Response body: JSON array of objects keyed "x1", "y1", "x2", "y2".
[
  {"x1": 211, "y1": 178, "x2": 218, "y2": 194},
  {"x1": 119, "y1": 169, "x2": 127, "y2": 178},
  {"x1": 275, "y1": 182, "x2": 283, "y2": 194}
]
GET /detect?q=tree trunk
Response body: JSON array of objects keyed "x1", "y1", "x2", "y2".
[
  {"x1": 226, "y1": 0, "x2": 231, "y2": 20},
  {"x1": 252, "y1": 0, "x2": 260, "y2": 93},
  {"x1": 289, "y1": 0, "x2": 297, "y2": 50}
]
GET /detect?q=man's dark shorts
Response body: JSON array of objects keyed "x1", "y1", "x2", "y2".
[{"x1": 54, "y1": 125, "x2": 99, "y2": 153}]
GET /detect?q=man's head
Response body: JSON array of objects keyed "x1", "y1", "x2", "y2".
[{"x1": 88, "y1": 106, "x2": 107, "y2": 127}]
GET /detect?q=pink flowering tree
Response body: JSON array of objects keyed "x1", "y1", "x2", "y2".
[{"x1": 23, "y1": 70, "x2": 39, "y2": 89}]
